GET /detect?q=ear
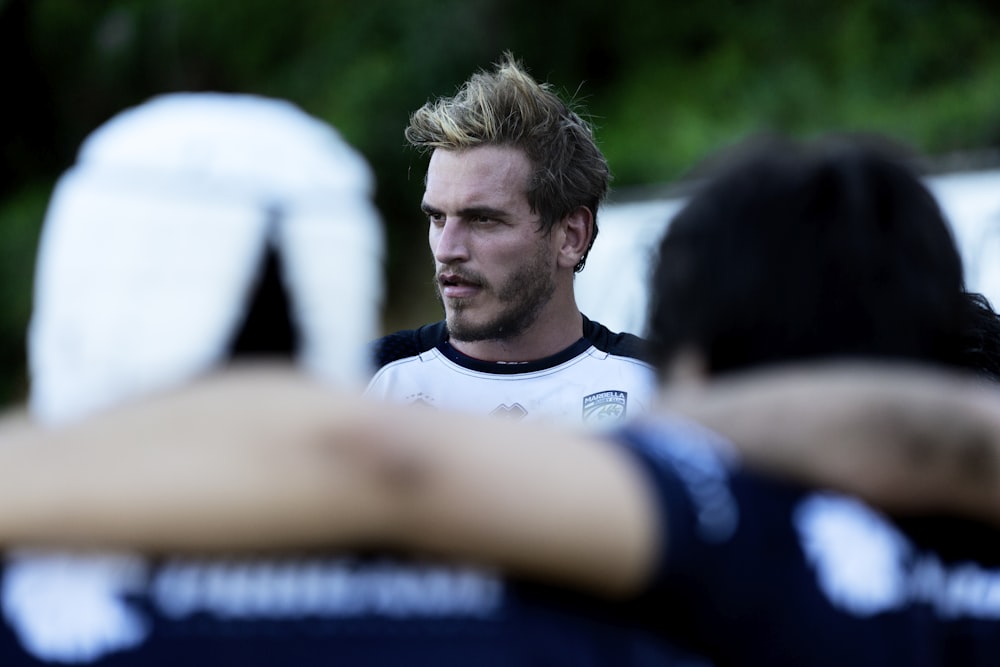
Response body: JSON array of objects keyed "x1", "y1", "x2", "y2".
[{"x1": 555, "y1": 206, "x2": 593, "y2": 270}]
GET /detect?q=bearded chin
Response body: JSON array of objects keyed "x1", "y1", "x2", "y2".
[
  {"x1": 438, "y1": 240, "x2": 556, "y2": 345},
  {"x1": 445, "y1": 276, "x2": 555, "y2": 343},
  {"x1": 448, "y1": 312, "x2": 520, "y2": 343}
]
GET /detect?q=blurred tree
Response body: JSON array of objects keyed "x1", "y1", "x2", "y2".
[{"x1": 1, "y1": 0, "x2": 61, "y2": 196}]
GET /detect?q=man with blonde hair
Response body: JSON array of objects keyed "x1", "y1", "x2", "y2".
[{"x1": 367, "y1": 54, "x2": 656, "y2": 427}]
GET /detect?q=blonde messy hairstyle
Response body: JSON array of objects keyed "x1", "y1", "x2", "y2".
[{"x1": 405, "y1": 53, "x2": 609, "y2": 272}]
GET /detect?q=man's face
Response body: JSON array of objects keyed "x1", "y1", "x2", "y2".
[{"x1": 423, "y1": 145, "x2": 558, "y2": 343}]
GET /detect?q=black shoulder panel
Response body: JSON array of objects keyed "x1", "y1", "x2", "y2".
[
  {"x1": 581, "y1": 316, "x2": 653, "y2": 363},
  {"x1": 370, "y1": 320, "x2": 449, "y2": 371}
]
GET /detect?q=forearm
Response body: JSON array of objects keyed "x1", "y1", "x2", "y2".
[
  {"x1": 661, "y1": 362, "x2": 1000, "y2": 522},
  {"x1": 0, "y1": 366, "x2": 395, "y2": 552},
  {"x1": 0, "y1": 365, "x2": 658, "y2": 597},
  {"x1": 346, "y1": 408, "x2": 658, "y2": 596}
]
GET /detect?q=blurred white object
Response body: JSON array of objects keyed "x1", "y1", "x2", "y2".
[
  {"x1": 578, "y1": 170, "x2": 1000, "y2": 337},
  {"x1": 2, "y1": 550, "x2": 150, "y2": 662},
  {"x1": 926, "y1": 170, "x2": 1000, "y2": 313},
  {"x1": 575, "y1": 198, "x2": 685, "y2": 337},
  {"x1": 29, "y1": 93, "x2": 384, "y2": 425}
]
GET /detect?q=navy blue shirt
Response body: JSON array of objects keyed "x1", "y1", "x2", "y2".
[
  {"x1": 618, "y1": 416, "x2": 1000, "y2": 667},
  {"x1": 9, "y1": 413, "x2": 994, "y2": 665},
  {"x1": 0, "y1": 552, "x2": 706, "y2": 666}
]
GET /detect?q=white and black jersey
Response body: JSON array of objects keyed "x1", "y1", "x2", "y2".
[{"x1": 367, "y1": 317, "x2": 658, "y2": 428}]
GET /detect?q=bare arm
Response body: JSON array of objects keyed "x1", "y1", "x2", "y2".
[
  {"x1": 0, "y1": 364, "x2": 659, "y2": 597},
  {"x1": 661, "y1": 361, "x2": 1000, "y2": 522},
  {"x1": 0, "y1": 366, "x2": 395, "y2": 552}
]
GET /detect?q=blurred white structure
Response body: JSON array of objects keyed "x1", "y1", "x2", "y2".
[
  {"x1": 577, "y1": 169, "x2": 1000, "y2": 336},
  {"x1": 29, "y1": 93, "x2": 385, "y2": 425}
]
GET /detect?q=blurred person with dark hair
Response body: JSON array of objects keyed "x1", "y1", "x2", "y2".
[
  {"x1": 367, "y1": 53, "x2": 656, "y2": 428},
  {"x1": 646, "y1": 134, "x2": 984, "y2": 380}
]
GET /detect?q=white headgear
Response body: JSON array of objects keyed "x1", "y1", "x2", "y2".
[{"x1": 29, "y1": 93, "x2": 384, "y2": 424}]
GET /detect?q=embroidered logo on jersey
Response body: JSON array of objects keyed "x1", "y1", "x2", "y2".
[
  {"x1": 405, "y1": 393, "x2": 435, "y2": 409},
  {"x1": 582, "y1": 391, "x2": 627, "y2": 422},
  {"x1": 490, "y1": 403, "x2": 528, "y2": 419}
]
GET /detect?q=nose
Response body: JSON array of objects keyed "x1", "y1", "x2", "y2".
[{"x1": 430, "y1": 218, "x2": 469, "y2": 265}]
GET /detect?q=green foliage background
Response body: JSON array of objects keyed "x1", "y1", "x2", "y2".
[{"x1": 2, "y1": 0, "x2": 999, "y2": 402}]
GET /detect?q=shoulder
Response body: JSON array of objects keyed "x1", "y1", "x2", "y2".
[
  {"x1": 371, "y1": 321, "x2": 448, "y2": 371},
  {"x1": 581, "y1": 316, "x2": 653, "y2": 363}
]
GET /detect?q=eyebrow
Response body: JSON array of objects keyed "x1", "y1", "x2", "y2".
[{"x1": 420, "y1": 202, "x2": 510, "y2": 220}]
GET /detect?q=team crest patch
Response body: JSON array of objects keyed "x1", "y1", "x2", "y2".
[{"x1": 582, "y1": 391, "x2": 627, "y2": 423}]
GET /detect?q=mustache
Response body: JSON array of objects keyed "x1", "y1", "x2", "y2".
[{"x1": 436, "y1": 268, "x2": 486, "y2": 288}]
